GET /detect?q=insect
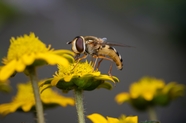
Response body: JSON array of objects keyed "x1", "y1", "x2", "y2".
[{"x1": 67, "y1": 36, "x2": 132, "y2": 76}]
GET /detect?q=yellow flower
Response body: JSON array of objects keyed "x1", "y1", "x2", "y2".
[
  {"x1": 41, "y1": 61, "x2": 119, "y2": 92},
  {"x1": 0, "y1": 32, "x2": 74, "y2": 81},
  {"x1": 87, "y1": 113, "x2": 138, "y2": 123},
  {"x1": 115, "y1": 92, "x2": 130, "y2": 105},
  {"x1": 115, "y1": 76, "x2": 185, "y2": 110},
  {"x1": 130, "y1": 77, "x2": 165, "y2": 101},
  {"x1": 0, "y1": 81, "x2": 74, "y2": 116}
]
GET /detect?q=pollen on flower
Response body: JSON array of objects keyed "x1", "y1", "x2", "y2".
[
  {"x1": 6, "y1": 33, "x2": 50, "y2": 63},
  {"x1": 57, "y1": 61, "x2": 95, "y2": 77}
]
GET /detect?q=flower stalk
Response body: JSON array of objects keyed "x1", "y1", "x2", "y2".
[
  {"x1": 147, "y1": 106, "x2": 158, "y2": 121},
  {"x1": 28, "y1": 67, "x2": 45, "y2": 123},
  {"x1": 74, "y1": 89, "x2": 85, "y2": 123}
]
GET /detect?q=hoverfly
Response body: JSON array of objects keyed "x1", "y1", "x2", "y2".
[{"x1": 67, "y1": 36, "x2": 132, "y2": 76}]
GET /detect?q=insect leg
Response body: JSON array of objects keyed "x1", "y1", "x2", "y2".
[
  {"x1": 96, "y1": 58, "x2": 103, "y2": 70},
  {"x1": 72, "y1": 54, "x2": 88, "y2": 70},
  {"x1": 93, "y1": 57, "x2": 98, "y2": 70},
  {"x1": 90, "y1": 55, "x2": 96, "y2": 68},
  {"x1": 108, "y1": 62, "x2": 116, "y2": 85},
  {"x1": 76, "y1": 53, "x2": 88, "y2": 62},
  {"x1": 93, "y1": 55, "x2": 114, "y2": 77},
  {"x1": 108, "y1": 62, "x2": 113, "y2": 77},
  {"x1": 93, "y1": 55, "x2": 113, "y2": 62},
  {"x1": 74, "y1": 54, "x2": 80, "y2": 60}
]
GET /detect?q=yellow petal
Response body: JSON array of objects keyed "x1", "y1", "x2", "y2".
[
  {"x1": 107, "y1": 116, "x2": 119, "y2": 123},
  {"x1": 87, "y1": 113, "x2": 108, "y2": 123},
  {"x1": 58, "y1": 98, "x2": 75, "y2": 106},
  {"x1": 164, "y1": 82, "x2": 185, "y2": 98},
  {"x1": 162, "y1": 82, "x2": 176, "y2": 94},
  {"x1": 90, "y1": 72, "x2": 101, "y2": 76},
  {"x1": 15, "y1": 59, "x2": 26, "y2": 72},
  {"x1": 130, "y1": 83, "x2": 141, "y2": 99},
  {"x1": 172, "y1": 84, "x2": 185, "y2": 95},
  {"x1": 36, "y1": 53, "x2": 70, "y2": 66},
  {"x1": 42, "y1": 97, "x2": 74, "y2": 106},
  {"x1": 0, "y1": 102, "x2": 23, "y2": 115},
  {"x1": 51, "y1": 77, "x2": 61, "y2": 86},
  {"x1": 95, "y1": 75, "x2": 116, "y2": 83},
  {"x1": 21, "y1": 53, "x2": 35, "y2": 65},
  {"x1": 112, "y1": 76, "x2": 120, "y2": 82},
  {"x1": 124, "y1": 116, "x2": 138, "y2": 123},
  {"x1": 142, "y1": 91, "x2": 154, "y2": 101},
  {"x1": 0, "y1": 59, "x2": 16, "y2": 81},
  {"x1": 64, "y1": 75, "x2": 73, "y2": 82},
  {"x1": 41, "y1": 91, "x2": 75, "y2": 107},
  {"x1": 22, "y1": 101, "x2": 35, "y2": 112},
  {"x1": 0, "y1": 104, "x2": 12, "y2": 115},
  {"x1": 52, "y1": 49, "x2": 75, "y2": 56},
  {"x1": 115, "y1": 92, "x2": 130, "y2": 104}
]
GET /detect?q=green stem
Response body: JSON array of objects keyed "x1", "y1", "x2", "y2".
[
  {"x1": 74, "y1": 89, "x2": 85, "y2": 123},
  {"x1": 28, "y1": 67, "x2": 45, "y2": 123},
  {"x1": 147, "y1": 106, "x2": 158, "y2": 121}
]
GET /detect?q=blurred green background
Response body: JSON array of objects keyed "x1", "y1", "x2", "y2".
[{"x1": 0, "y1": 0, "x2": 186, "y2": 123}]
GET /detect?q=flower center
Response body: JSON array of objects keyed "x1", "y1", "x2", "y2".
[
  {"x1": 6, "y1": 33, "x2": 50, "y2": 62},
  {"x1": 57, "y1": 61, "x2": 94, "y2": 77}
]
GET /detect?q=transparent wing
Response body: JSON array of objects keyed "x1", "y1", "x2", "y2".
[{"x1": 105, "y1": 42, "x2": 134, "y2": 47}]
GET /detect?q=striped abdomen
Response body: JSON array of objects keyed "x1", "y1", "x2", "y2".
[{"x1": 97, "y1": 45, "x2": 123, "y2": 70}]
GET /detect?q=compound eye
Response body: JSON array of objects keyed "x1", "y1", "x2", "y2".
[{"x1": 75, "y1": 36, "x2": 85, "y2": 53}]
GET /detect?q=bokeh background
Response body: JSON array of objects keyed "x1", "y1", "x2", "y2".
[{"x1": 0, "y1": 0, "x2": 186, "y2": 123}]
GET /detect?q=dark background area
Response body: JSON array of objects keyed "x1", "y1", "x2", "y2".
[{"x1": 0, "y1": 0, "x2": 186, "y2": 123}]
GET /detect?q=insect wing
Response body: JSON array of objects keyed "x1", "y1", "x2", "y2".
[
  {"x1": 105, "y1": 42, "x2": 134, "y2": 47},
  {"x1": 95, "y1": 41, "x2": 133, "y2": 48},
  {"x1": 101, "y1": 37, "x2": 107, "y2": 41}
]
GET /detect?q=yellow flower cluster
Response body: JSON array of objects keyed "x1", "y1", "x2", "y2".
[
  {"x1": 87, "y1": 113, "x2": 137, "y2": 123},
  {"x1": 42, "y1": 61, "x2": 119, "y2": 93},
  {"x1": 129, "y1": 77, "x2": 165, "y2": 101},
  {"x1": 0, "y1": 33, "x2": 123, "y2": 123},
  {"x1": 0, "y1": 81, "x2": 74, "y2": 116},
  {"x1": 115, "y1": 76, "x2": 185, "y2": 110},
  {"x1": 0, "y1": 33, "x2": 74, "y2": 81}
]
